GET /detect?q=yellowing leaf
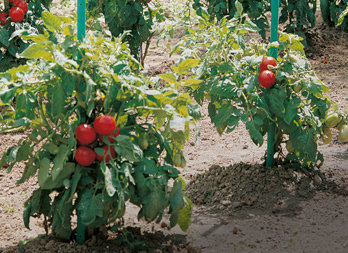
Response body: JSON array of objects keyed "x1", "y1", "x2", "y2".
[
  {"x1": 178, "y1": 59, "x2": 200, "y2": 70},
  {"x1": 42, "y1": 12, "x2": 62, "y2": 32},
  {"x1": 112, "y1": 74, "x2": 120, "y2": 82},
  {"x1": 177, "y1": 197, "x2": 192, "y2": 232},
  {"x1": 159, "y1": 73, "x2": 177, "y2": 84},
  {"x1": 21, "y1": 44, "x2": 54, "y2": 61}
]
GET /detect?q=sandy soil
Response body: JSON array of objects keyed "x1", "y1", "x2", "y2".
[{"x1": 1, "y1": 5, "x2": 348, "y2": 253}]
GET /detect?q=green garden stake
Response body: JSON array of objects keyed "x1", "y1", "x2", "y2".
[
  {"x1": 266, "y1": 0, "x2": 280, "y2": 167},
  {"x1": 76, "y1": 0, "x2": 86, "y2": 245},
  {"x1": 77, "y1": 0, "x2": 86, "y2": 42}
]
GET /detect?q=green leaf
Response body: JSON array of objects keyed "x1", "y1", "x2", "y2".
[
  {"x1": 23, "y1": 189, "x2": 51, "y2": 229},
  {"x1": 159, "y1": 73, "x2": 177, "y2": 84},
  {"x1": 169, "y1": 180, "x2": 184, "y2": 213},
  {"x1": 246, "y1": 120, "x2": 264, "y2": 146},
  {"x1": 177, "y1": 196, "x2": 192, "y2": 232},
  {"x1": 115, "y1": 135, "x2": 143, "y2": 162},
  {"x1": 52, "y1": 145, "x2": 70, "y2": 181},
  {"x1": 100, "y1": 163, "x2": 116, "y2": 197},
  {"x1": 142, "y1": 189, "x2": 165, "y2": 222},
  {"x1": 0, "y1": 28, "x2": 10, "y2": 47},
  {"x1": 0, "y1": 87, "x2": 18, "y2": 104},
  {"x1": 135, "y1": 158, "x2": 158, "y2": 175},
  {"x1": 51, "y1": 191, "x2": 73, "y2": 241},
  {"x1": 175, "y1": 59, "x2": 200, "y2": 74},
  {"x1": 20, "y1": 44, "x2": 54, "y2": 61},
  {"x1": 42, "y1": 12, "x2": 62, "y2": 32}
]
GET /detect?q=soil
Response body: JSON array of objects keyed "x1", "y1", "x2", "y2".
[{"x1": 1, "y1": 3, "x2": 348, "y2": 253}]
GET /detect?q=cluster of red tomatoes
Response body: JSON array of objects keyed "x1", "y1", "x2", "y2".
[
  {"x1": 258, "y1": 56, "x2": 277, "y2": 89},
  {"x1": 0, "y1": 0, "x2": 28, "y2": 26},
  {"x1": 75, "y1": 115, "x2": 119, "y2": 166}
]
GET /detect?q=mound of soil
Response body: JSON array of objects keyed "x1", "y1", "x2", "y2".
[{"x1": 186, "y1": 163, "x2": 346, "y2": 218}]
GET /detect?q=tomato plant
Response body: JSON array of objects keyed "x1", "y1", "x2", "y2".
[
  {"x1": 171, "y1": 11, "x2": 347, "y2": 170},
  {"x1": 0, "y1": 13, "x2": 199, "y2": 241}
]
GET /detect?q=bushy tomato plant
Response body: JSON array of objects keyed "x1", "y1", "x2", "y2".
[
  {"x1": 0, "y1": 12, "x2": 199, "y2": 241},
  {"x1": 171, "y1": 12, "x2": 347, "y2": 170}
]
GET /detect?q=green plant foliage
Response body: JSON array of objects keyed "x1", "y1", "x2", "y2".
[
  {"x1": 171, "y1": 13, "x2": 336, "y2": 170},
  {"x1": 320, "y1": 0, "x2": 348, "y2": 30},
  {"x1": 279, "y1": 0, "x2": 317, "y2": 43},
  {"x1": 0, "y1": 12, "x2": 199, "y2": 240},
  {"x1": 0, "y1": 0, "x2": 53, "y2": 71},
  {"x1": 192, "y1": 0, "x2": 347, "y2": 45},
  {"x1": 87, "y1": 0, "x2": 154, "y2": 58},
  {"x1": 192, "y1": 0, "x2": 270, "y2": 38}
]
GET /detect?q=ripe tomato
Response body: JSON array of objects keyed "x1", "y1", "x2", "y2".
[
  {"x1": 99, "y1": 127, "x2": 120, "y2": 144},
  {"x1": 9, "y1": 0, "x2": 19, "y2": 5},
  {"x1": 94, "y1": 115, "x2": 117, "y2": 135},
  {"x1": 9, "y1": 7, "x2": 24, "y2": 22},
  {"x1": 258, "y1": 70, "x2": 276, "y2": 88},
  {"x1": 75, "y1": 146, "x2": 96, "y2": 166},
  {"x1": 260, "y1": 56, "x2": 277, "y2": 72},
  {"x1": 75, "y1": 124, "x2": 96, "y2": 145},
  {"x1": 95, "y1": 145, "x2": 116, "y2": 162},
  {"x1": 15, "y1": 1, "x2": 28, "y2": 14},
  {"x1": 0, "y1": 13, "x2": 8, "y2": 26},
  {"x1": 146, "y1": 0, "x2": 151, "y2": 3}
]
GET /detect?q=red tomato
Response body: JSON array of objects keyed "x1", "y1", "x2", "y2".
[
  {"x1": 9, "y1": 0, "x2": 20, "y2": 5},
  {"x1": 146, "y1": 0, "x2": 151, "y2": 3},
  {"x1": 94, "y1": 115, "x2": 117, "y2": 135},
  {"x1": 15, "y1": 1, "x2": 28, "y2": 14},
  {"x1": 0, "y1": 13, "x2": 8, "y2": 26},
  {"x1": 9, "y1": 7, "x2": 24, "y2": 22},
  {"x1": 95, "y1": 145, "x2": 116, "y2": 162},
  {"x1": 258, "y1": 70, "x2": 276, "y2": 88},
  {"x1": 99, "y1": 127, "x2": 120, "y2": 144},
  {"x1": 260, "y1": 56, "x2": 277, "y2": 72},
  {"x1": 75, "y1": 124, "x2": 96, "y2": 145},
  {"x1": 75, "y1": 146, "x2": 96, "y2": 166}
]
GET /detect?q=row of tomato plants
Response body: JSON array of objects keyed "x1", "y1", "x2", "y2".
[
  {"x1": 192, "y1": 0, "x2": 348, "y2": 45},
  {"x1": 0, "y1": 1, "x2": 347, "y2": 244}
]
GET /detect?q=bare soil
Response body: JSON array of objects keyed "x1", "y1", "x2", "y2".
[{"x1": 1, "y1": 10, "x2": 348, "y2": 253}]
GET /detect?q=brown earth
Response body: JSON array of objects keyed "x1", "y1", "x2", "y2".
[{"x1": 1, "y1": 6, "x2": 348, "y2": 253}]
